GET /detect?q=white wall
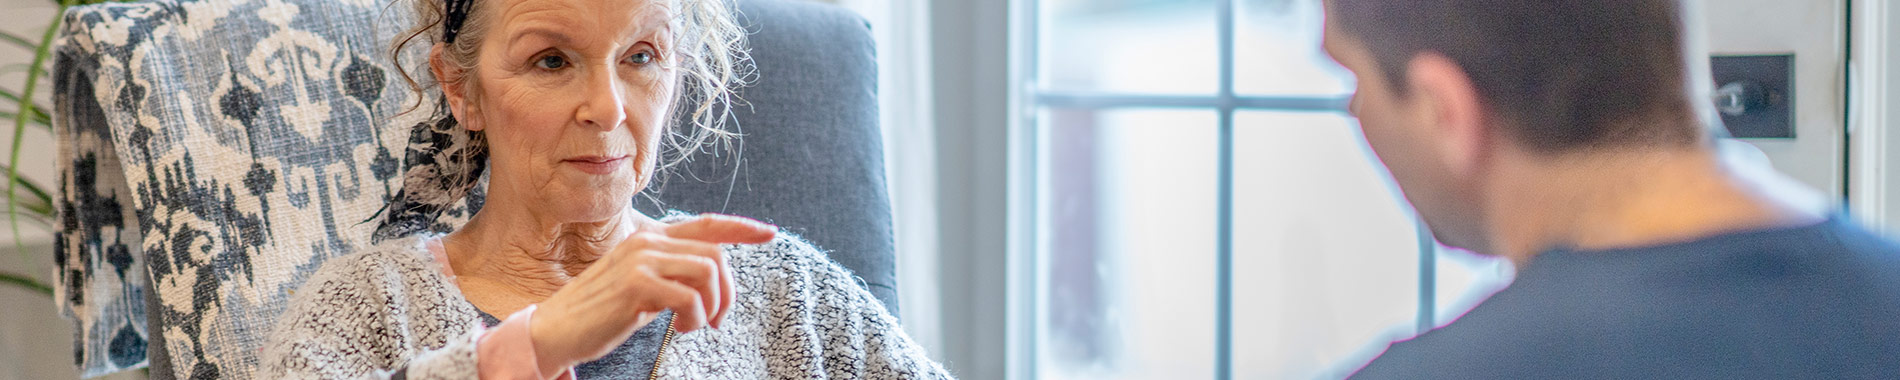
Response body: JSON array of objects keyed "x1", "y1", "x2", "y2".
[
  {"x1": 0, "y1": 242, "x2": 147, "y2": 380},
  {"x1": 0, "y1": 1, "x2": 113, "y2": 379},
  {"x1": 0, "y1": 0, "x2": 61, "y2": 249},
  {"x1": 1706, "y1": 0, "x2": 1849, "y2": 198},
  {"x1": 0, "y1": 1, "x2": 145, "y2": 378}
]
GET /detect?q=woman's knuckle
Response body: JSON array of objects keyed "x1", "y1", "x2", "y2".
[
  {"x1": 628, "y1": 233, "x2": 662, "y2": 246},
  {"x1": 695, "y1": 255, "x2": 721, "y2": 271}
]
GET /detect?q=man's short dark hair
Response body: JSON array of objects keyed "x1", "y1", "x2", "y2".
[{"x1": 1330, "y1": 0, "x2": 1702, "y2": 153}]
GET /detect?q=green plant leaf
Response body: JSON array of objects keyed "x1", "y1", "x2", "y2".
[
  {"x1": 5, "y1": 210, "x2": 53, "y2": 230},
  {"x1": 0, "y1": 87, "x2": 52, "y2": 114},
  {"x1": 0, "y1": 201, "x2": 54, "y2": 226},
  {"x1": 0, "y1": 205, "x2": 56, "y2": 229},
  {"x1": 0, "y1": 111, "x2": 53, "y2": 130},
  {"x1": 0, "y1": 165, "x2": 52, "y2": 217},
  {"x1": 7, "y1": 199, "x2": 52, "y2": 219},
  {"x1": 11, "y1": 1, "x2": 72, "y2": 269},
  {"x1": 0, "y1": 107, "x2": 54, "y2": 126},
  {"x1": 0, "y1": 271, "x2": 53, "y2": 296},
  {"x1": 0, "y1": 31, "x2": 34, "y2": 51},
  {"x1": 63, "y1": 0, "x2": 122, "y2": 7},
  {"x1": 0, "y1": 63, "x2": 50, "y2": 77}
]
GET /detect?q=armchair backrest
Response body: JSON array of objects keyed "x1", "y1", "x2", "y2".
[
  {"x1": 55, "y1": 0, "x2": 428, "y2": 377},
  {"x1": 634, "y1": 0, "x2": 899, "y2": 317}
]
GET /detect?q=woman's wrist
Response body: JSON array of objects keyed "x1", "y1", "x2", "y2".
[
  {"x1": 521, "y1": 304, "x2": 574, "y2": 378},
  {"x1": 480, "y1": 304, "x2": 571, "y2": 380}
]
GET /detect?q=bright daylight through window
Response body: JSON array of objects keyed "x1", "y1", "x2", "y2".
[{"x1": 1021, "y1": 0, "x2": 1515, "y2": 378}]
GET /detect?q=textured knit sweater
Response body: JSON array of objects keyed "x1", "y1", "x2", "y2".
[{"x1": 261, "y1": 231, "x2": 951, "y2": 379}]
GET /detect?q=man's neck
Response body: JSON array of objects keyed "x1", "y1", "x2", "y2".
[{"x1": 1482, "y1": 145, "x2": 1817, "y2": 265}]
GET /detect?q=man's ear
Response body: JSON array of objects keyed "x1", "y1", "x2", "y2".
[
  {"x1": 429, "y1": 44, "x2": 481, "y2": 131},
  {"x1": 1406, "y1": 53, "x2": 1490, "y2": 178}
]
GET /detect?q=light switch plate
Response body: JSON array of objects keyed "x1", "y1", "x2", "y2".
[{"x1": 1711, "y1": 54, "x2": 1794, "y2": 139}]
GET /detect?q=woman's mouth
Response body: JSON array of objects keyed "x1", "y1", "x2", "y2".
[{"x1": 562, "y1": 155, "x2": 628, "y2": 175}]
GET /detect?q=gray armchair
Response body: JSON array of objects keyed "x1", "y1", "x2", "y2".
[
  {"x1": 51, "y1": 0, "x2": 893, "y2": 378},
  {"x1": 636, "y1": 0, "x2": 897, "y2": 317}
]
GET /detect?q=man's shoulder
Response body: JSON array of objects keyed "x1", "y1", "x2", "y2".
[
  {"x1": 1351, "y1": 218, "x2": 1900, "y2": 379},
  {"x1": 1348, "y1": 299, "x2": 1555, "y2": 379},
  {"x1": 1749, "y1": 218, "x2": 1900, "y2": 298},
  {"x1": 1812, "y1": 218, "x2": 1900, "y2": 264}
]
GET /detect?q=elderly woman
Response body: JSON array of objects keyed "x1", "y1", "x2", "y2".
[{"x1": 260, "y1": 0, "x2": 948, "y2": 378}]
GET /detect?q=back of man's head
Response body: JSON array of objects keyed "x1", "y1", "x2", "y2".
[{"x1": 1328, "y1": 0, "x2": 1703, "y2": 153}]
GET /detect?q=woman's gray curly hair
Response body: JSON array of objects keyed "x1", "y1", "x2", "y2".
[{"x1": 371, "y1": 0, "x2": 754, "y2": 240}]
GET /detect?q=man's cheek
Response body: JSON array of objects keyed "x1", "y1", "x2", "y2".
[{"x1": 1360, "y1": 120, "x2": 1418, "y2": 174}]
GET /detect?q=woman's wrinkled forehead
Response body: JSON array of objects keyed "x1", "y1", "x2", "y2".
[{"x1": 490, "y1": 0, "x2": 682, "y2": 43}]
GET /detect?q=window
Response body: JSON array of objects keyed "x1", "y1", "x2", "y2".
[{"x1": 1011, "y1": 0, "x2": 1514, "y2": 378}]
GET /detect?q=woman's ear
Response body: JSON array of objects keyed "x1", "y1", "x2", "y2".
[
  {"x1": 1406, "y1": 53, "x2": 1491, "y2": 180},
  {"x1": 429, "y1": 44, "x2": 482, "y2": 131}
]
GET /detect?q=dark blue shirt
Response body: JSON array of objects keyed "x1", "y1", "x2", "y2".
[
  {"x1": 1352, "y1": 218, "x2": 1900, "y2": 379},
  {"x1": 477, "y1": 310, "x2": 672, "y2": 379}
]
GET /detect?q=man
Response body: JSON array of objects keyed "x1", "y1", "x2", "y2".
[{"x1": 1321, "y1": 0, "x2": 1900, "y2": 378}]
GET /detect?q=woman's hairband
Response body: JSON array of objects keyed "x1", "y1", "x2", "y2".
[{"x1": 443, "y1": 0, "x2": 473, "y2": 43}]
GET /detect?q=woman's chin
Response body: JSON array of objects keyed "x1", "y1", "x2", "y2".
[
  {"x1": 534, "y1": 183, "x2": 638, "y2": 219},
  {"x1": 538, "y1": 197, "x2": 633, "y2": 222}
]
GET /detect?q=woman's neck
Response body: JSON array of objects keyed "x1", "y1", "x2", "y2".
[{"x1": 441, "y1": 201, "x2": 660, "y2": 306}]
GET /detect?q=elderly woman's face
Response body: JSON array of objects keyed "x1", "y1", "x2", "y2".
[{"x1": 460, "y1": 0, "x2": 676, "y2": 222}]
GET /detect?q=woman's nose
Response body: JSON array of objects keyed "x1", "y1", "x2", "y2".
[{"x1": 575, "y1": 68, "x2": 628, "y2": 131}]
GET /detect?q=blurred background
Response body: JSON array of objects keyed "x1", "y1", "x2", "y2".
[
  {"x1": 0, "y1": 0, "x2": 138, "y2": 378},
  {"x1": 866, "y1": 0, "x2": 1892, "y2": 379},
  {"x1": 4, "y1": 0, "x2": 1899, "y2": 378},
  {"x1": 1021, "y1": 0, "x2": 1503, "y2": 378}
]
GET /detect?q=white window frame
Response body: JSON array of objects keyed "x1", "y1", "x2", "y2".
[
  {"x1": 1001, "y1": 0, "x2": 1430, "y2": 379},
  {"x1": 877, "y1": 0, "x2": 1900, "y2": 378},
  {"x1": 1850, "y1": 0, "x2": 1900, "y2": 234}
]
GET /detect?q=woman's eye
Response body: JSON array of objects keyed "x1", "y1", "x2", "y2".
[
  {"x1": 536, "y1": 54, "x2": 567, "y2": 70},
  {"x1": 627, "y1": 51, "x2": 653, "y2": 65}
]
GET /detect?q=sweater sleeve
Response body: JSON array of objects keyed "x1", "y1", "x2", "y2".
[
  {"x1": 766, "y1": 236, "x2": 955, "y2": 379},
  {"x1": 260, "y1": 249, "x2": 485, "y2": 380}
]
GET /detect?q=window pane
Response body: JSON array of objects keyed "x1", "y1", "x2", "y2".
[
  {"x1": 1230, "y1": 111, "x2": 1418, "y2": 378},
  {"x1": 1235, "y1": 0, "x2": 1354, "y2": 96},
  {"x1": 1039, "y1": 108, "x2": 1219, "y2": 379},
  {"x1": 1041, "y1": 0, "x2": 1217, "y2": 94}
]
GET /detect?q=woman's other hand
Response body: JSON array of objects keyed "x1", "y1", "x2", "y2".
[{"x1": 528, "y1": 214, "x2": 776, "y2": 372}]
